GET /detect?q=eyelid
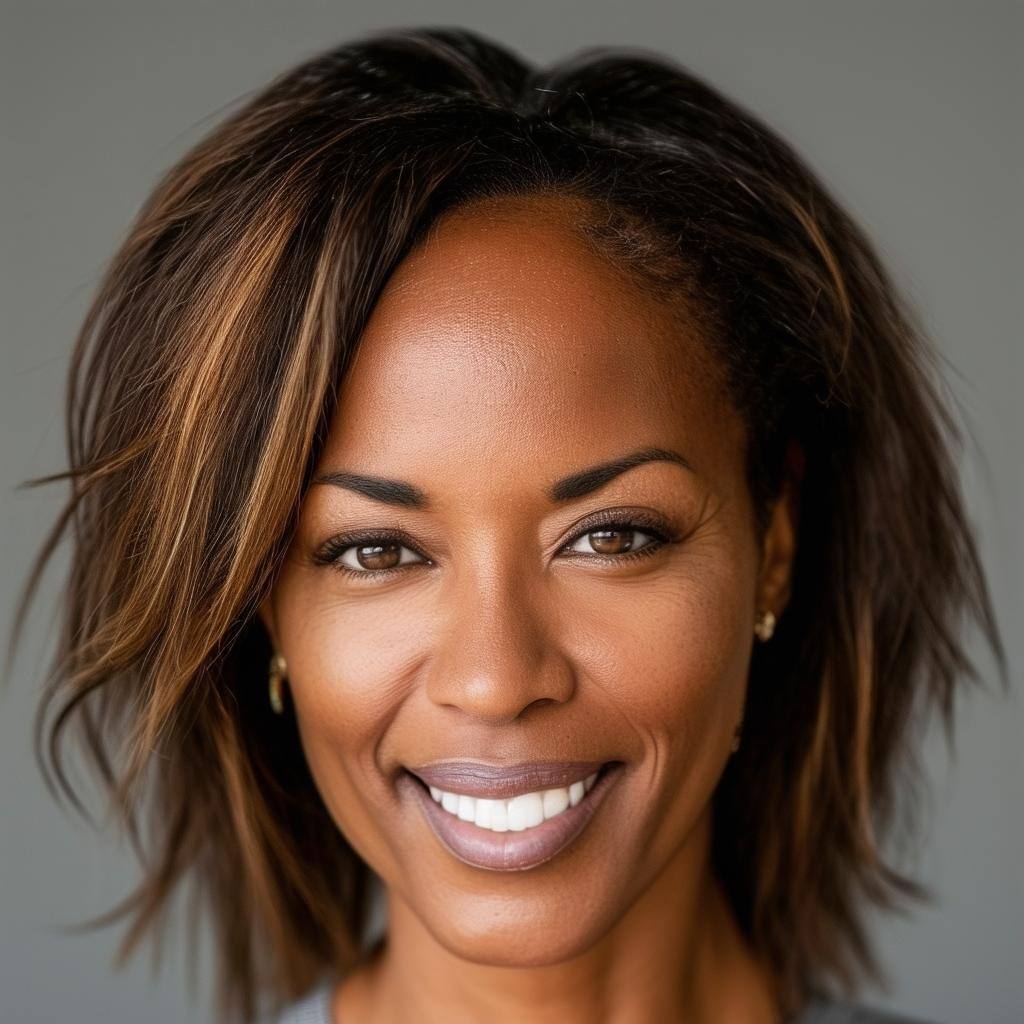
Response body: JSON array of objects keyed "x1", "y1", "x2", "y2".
[
  {"x1": 559, "y1": 506, "x2": 675, "y2": 546},
  {"x1": 311, "y1": 527, "x2": 430, "y2": 568},
  {"x1": 313, "y1": 506, "x2": 680, "y2": 578}
]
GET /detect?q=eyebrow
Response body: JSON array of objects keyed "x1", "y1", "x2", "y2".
[{"x1": 310, "y1": 446, "x2": 694, "y2": 509}]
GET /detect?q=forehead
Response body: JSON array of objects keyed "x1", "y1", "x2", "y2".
[{"x1": 320, "y1": 195, "x2": 742, "y2": 505}]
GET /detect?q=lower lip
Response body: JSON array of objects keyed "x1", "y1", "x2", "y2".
[{"x1": 398, "y1": 763, "x2": 623, "y2": 872}]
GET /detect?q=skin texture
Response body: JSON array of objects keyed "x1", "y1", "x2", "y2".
[{"x1": 260, "y1": 194, "x2": 798, "y2": 1023}]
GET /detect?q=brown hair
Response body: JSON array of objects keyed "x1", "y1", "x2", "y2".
[{"x1": 10, "y1": 25, "x2": 1006, "y2": 1023}]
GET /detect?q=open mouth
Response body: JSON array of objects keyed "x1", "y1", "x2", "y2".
[{"x1": 399, "y1": 761, "x2": 623, "y2": 872}]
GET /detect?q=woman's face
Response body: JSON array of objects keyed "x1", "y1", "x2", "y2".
[{"x1": 262, "y1": 194, "x2": 795, "y2": 965}]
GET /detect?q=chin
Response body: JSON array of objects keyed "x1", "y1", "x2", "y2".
[{"x1": 413, "y1": 882, "x2": 626, "y2": 967}]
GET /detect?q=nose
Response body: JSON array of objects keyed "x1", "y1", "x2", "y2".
[{"x1": 424, "y1": 562, "x2": 576, "y2": 724}]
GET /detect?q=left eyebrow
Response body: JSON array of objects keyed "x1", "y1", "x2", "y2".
[
  {"x1": 310, "y1": 445, "x2": 694, "y2": 510},
  {"x1": 546, "y1": 446, "x2": 695, "y2": 502}
]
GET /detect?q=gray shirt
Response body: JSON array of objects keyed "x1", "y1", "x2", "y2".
[{"x1": 270, "y1": 979, "x2": 939, "y2": 1023}]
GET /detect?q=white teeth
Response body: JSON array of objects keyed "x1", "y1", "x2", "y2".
[
  {"x1": 474, "y1": 799, "x2": 493, "y2": 829},
  {"x1": 542, "y1": 786, "x2": 569, "y2": 818},
  {"x1": 507, "y1": 792, "x2": 544, "y2": 831},
  {"x1": 427, "y1": 771, "x2": 600, "y2": 833},
  {"x1": 488, "y1": 798, "x2": 508, "y2": 832}
]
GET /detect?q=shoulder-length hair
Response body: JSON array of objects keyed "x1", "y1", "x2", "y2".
[{"x1": 12, "y1": 24, "x2": 1006, "y2": 1024}]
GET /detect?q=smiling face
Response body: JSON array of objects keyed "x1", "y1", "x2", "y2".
[{"x1": 261, "y1": 192, "x2": 795, "y2": 966}]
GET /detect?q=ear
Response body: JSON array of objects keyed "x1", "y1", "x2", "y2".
[
  {"x1": 257, "y1": 594, "x2": 279, "y2": 650},
  {"x1": 757, "y1": 439, "x2": 802, "y2": 616}
]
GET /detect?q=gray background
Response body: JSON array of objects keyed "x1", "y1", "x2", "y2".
[{"x1": 2, "y1": 2, "x2": 1020, "y2": 1022}]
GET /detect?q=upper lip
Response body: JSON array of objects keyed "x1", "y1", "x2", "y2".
[{"x1": 405, "y1": 760, "x2": 612, "y2": 800}]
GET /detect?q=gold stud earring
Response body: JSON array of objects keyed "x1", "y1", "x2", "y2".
[
  {"x1": 754, "y1": 609, "x2": 776, "y2": 642},
  {"x1": 268, "y1": 651, "x2": 287, "y2": 714}
]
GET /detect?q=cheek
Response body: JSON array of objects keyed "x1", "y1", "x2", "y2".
[
  {"x1": 568, "y1": 536, "x2": 756, "y2": 782},
  {"x1": 271, "y1": 573, "x2": 437, "y2": 865},
  {"x1": 564, "y1": 536, "x2": 757, "y2": 871},
  {"x1": 289, "y1": 602, "x2": 412, "y2": 742}
]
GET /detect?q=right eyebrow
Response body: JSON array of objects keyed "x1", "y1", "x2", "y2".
[
  {"x1": 309, "y1": 470, "x2": 428, "y2": 509},
  {"x1": 310, "y1": 445, "x2": 695, "y2": 510}
]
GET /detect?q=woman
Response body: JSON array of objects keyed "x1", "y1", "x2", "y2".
[{"x1": 16, "y1": 24, "x2": 1005, "y2": 1024}]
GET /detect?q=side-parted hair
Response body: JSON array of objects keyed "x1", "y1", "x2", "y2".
[{"x1": 11, "y1": 25, "x2": 1006, "y2": 1023}]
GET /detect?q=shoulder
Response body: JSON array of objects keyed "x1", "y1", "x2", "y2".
[
  {"x1": 266, "y1": 979, "x2": 333, "y2": 1024},
  {"x1": 792, "y1": 994, "x2": 941, "y2": 1024}
]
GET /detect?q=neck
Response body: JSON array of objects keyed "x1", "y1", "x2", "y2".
[{"x1": 334, "y1": 809, "x2": 781, "y2": 1024}]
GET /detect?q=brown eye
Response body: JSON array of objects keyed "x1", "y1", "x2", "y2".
[
  {"x1": 315, "y1": 533, "x2": 429, "y2": 578},
  {"x1": 315, "y1": 514, "x2": 673, "y2": 582},
  {"x1": 563, "y1": 520, "x2": 669, "y2": 561},
  {"x1": 586, "y1": 528, "x2": 638, "y2": 555},
  {"x1": 351, "y1": 541, "x2": 403, "y2": 571}
]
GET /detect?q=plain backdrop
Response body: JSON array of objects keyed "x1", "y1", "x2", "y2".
[{"x1": 1, "y1": 2, "x2": 1020, "y2": 1022}]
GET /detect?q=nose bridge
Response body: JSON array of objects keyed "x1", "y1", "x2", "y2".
[{"x1": 425, "y1": 540, "x2": 575, "y2": 722}]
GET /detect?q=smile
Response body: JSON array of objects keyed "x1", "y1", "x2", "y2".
[
  {"x1": 399, "y1": 761, "x2": 623, "y2": 872},
  {"x1": 427, "y1": 770, "x2": 599, "y2": 831}
]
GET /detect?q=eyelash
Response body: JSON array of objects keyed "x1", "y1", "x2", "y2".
[{"x1": 312, "y1": 511, "x2": 678, "y2": 582}]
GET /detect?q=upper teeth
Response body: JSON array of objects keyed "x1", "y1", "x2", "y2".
[{"x1": 429, "y1": 771, "x2": 599, "y2": 833}]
